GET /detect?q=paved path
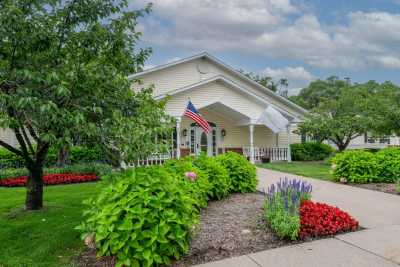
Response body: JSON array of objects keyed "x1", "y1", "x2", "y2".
[{"x1": 193, "y1": 168, "x2": 400, "y2": 267}]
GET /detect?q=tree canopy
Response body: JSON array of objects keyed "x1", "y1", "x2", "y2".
[{"x1": 0, "y1": 0, "x2": 172, "y2": 210}]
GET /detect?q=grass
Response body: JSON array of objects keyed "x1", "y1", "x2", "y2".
[
  {"x1": 258, "y1": 161, "x2": 334, "y2": 181},
  {"x1": 0, "y1": 182, "x2": 104, "y2": 267}
]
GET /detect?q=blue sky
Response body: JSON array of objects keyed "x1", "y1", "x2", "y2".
[{"x1": 134, "y1": 0, "x2": 400, "y2": 94}]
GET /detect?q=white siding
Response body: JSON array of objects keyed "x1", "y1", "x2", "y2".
[
  {"x1": 135, "y1": 57, "x2": 305, "y2": 119},
  {"x1": 0, "y1": 128, "x2": 17, "y2": 147}
]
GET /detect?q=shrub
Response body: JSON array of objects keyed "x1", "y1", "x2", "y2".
[
  {"x1": 216, "y1": 152, "x2": 257, "y2": 193},
  {"x1": 376, "y1": 147, "x2": 400, "y2": 182},
  {"x1": 264, "y1": 178, "x2": 312, "y2": 240},
  {"x1": 193, "y1": 154, "x2": 231, "y2": 200},
  {"x1": 164, "y1": 158, "x2": 211, "y2": 209},
  {"x1": 0, "y1": 148, "x2": 25, "y2": 169},
  {"x1": 290, "y1": 142, "x2": 334, "y2": 161},
  {"x1": 77, "y1": 166, "x2": 198, "y2": 267},
  {"x1": 0, "y1": 163, "x2": 112, "y2": 180},
  {"x1": 396, "y1": 179, "x2": 400, "y2": 194},
  {"x1": 331, "y1": 150, "x2": 378, "y2": 183},
  {"x1": 0, "y1": 145, "x2": 106, "y2": 169},
  {"x1": 300, "y1": 200, "x2": 358, "y2": 239}
]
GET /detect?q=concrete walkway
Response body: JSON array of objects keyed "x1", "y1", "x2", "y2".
[{"x1": 193, "y1": 168, "x2": 400, "y2": 267}]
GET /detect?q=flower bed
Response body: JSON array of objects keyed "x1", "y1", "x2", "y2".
[
  {"x1": 300, "y1": 200, "x2": 359, "y2": 239},
  {"x1": 0, "y1": 173, "x2": 98, "y2": 187},
  {"x1": 264, "y1": 178, "x2": 359, "y2": 240}
]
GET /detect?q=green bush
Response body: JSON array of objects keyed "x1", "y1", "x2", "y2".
[
  {"x1": 216, "y1": 152, "x2": 257, "y2": 193},
  {"x1": 77, "y1": 166, "x2": 198, "y2": 267},
  {"x1": 0, "y1": 145, "x2": 106, "y2": 169},
  {"x1": 164, "y1": 158, "x2": 211, "y2": 209},
  {"x1": 376, "y1": 147, "x2": 400, "y2": 182},
  {"x1": 0, "y1": 163, "x2": 112, "y2": 180},
  {"x1": 0, "y1": 148, "x2": 25, "y2": 169},
  {"x1": 291, "y1": 142, "x2": 334, "y2": 161},
  {"x1": 331, "y1": 150, "x2": 379, "y2": 183},
  {"x1": 193, "y1": 154, "x2": 231, "y2": 200}
]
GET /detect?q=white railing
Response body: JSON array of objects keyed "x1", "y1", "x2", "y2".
[
  {"x1": 242, "y1": 147, "x2": 289, "y2": 162},
  {"x1": 126, "y1": 150, "x2": 176, "y2": 167}
]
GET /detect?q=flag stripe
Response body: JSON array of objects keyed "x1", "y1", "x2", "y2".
[{"x1": 183, "y1": 102, "x2": 211, "y2": 133}]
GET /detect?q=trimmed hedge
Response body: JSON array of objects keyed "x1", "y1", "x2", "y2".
[
  {"x1": 290, "y1": 142, "x2": 334, "y2": 161},
  {"x1": 216, "y1": 152, "x2": 257, "y2": 193},
  {"x1": 0, "y1": 145, "x2": 106, "y2": 169},
  {"x1": 332, "y1": 147, "x2": 400, "y2": 183}
]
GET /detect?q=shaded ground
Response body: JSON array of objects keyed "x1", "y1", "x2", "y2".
[
  {"x1": 171, "y1": 193, "x2": 296, "y2": 267},
  {"x1": 350, "y1": 183, "x2": 399, "y2": 196}
]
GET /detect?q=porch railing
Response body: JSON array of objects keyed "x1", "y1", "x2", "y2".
[
  {"x1": 126, "y1": 150, "x2": 176, "y2": 167},
  {"x1": 242, "y1": 147, "x2": 289, "y2": 162}
]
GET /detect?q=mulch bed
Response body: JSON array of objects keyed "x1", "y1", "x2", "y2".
[
  {"x1": 348, "y1": 183, "x2": 399, "y2": 196},
  {"x1": 171, "y1": 193, "x2": 297, "y2": 266},
  {"x1": 78, "y1": 193, "x2": 298, "y2": 267}
]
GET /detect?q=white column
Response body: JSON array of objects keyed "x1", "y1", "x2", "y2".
[
  {"x1": 176, "y1": 118, "x2": 181, "y2": 159},
  {"x1": 286, "y1": 123, "x2": 292, "y2": 162},
  {"x1": 249, "y1": 124, "x2": 255, "y2": 164}
]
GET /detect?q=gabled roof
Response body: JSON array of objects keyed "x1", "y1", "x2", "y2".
[
  {"x1": 155, "y1": 75, "x2": 301, "y2": 122},
  {"x1": 129, "y1": 52, "x2": 308, "y2": 116}
]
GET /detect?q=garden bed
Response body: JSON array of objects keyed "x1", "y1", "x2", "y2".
[
  {"x1": 78, "y1": 192, "x2": 298, "y2": 267},
  {"x1": 0, "y1": 173, "x2": 98, "y2": 187},
  {"x1": 348, "y1": 183, "x2": 399, "y2": 196}
]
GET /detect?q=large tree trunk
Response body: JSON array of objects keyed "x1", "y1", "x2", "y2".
[
  {"x1": 57, "y1": 145, "x2": 69, "y2": 167},
  {"x1": 25, "y1": 165, "x2": 44, "y2": 210}
]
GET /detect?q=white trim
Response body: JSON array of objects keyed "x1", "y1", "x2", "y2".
[
  {"x1": 129, "y1": 52, "x2": 308, "y2": 116},
  {"x1": 156, "y1": 75, "x2": 299, "y2": 121}
]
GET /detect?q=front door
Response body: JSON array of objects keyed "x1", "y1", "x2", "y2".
[{"x1": 191, "y1": 125, "x2": 217, "y2": 156}]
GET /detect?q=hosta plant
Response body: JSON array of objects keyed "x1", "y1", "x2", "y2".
[{"x1": 77, "y1": 166, "x2": 198, "y2": 267}]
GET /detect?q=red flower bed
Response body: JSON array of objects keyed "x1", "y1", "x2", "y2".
[
  {"x1": 0, "y1": 173, "x2": 98, "y2": 187},
  {"x1": 300, "y1": 200, "x2": 359, "y2": 239}
]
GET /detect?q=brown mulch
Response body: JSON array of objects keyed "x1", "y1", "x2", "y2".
[
  {"x1": 171, "y1": 193, "x2": 296, "y2": 266},
  {"x1": 77, "y1": 193, "x2": 297, "y2": 267},
  {"x1": 349, "y1": 183, "x2": 399, "y2": 196}
]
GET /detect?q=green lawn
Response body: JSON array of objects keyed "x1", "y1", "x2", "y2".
[
  {"x1": 0, "y1": 182, "x2": 104, "y2": 267},
  {"x1": 258, "y1": 161, "x2": 335, "y2": 181}
]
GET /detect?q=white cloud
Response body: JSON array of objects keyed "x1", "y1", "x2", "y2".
[
  {"x1": 261, "y1": 66, "x2": 315, "y2": 94},
  {"x1": 136, "y1": 1, "x2": 400, "y2": 69}
]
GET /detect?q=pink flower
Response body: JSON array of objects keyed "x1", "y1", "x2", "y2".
[{"x1": 184, "y1": 171, "x2": 197, "y2": 182}]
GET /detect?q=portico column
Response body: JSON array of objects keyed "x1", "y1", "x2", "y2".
[
  {"x1": 176, "y1": 117, "x2": 181, "y2": 159},
  {"x1": 249, "y1": 124, "x2": 255, "y2": 164},
  {"x1": 286, "y1": 123, "x2": 292, "y2": 162}
]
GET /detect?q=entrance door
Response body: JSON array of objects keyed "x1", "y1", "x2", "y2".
[{"x1": 191, "y1": 126, "x2": 216, "y2": 156}]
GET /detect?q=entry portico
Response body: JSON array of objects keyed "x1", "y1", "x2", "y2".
[{"x1": 130, "y1": 52, "x2": 308, "y2": 163}]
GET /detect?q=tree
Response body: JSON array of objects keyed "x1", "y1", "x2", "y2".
[
  {"x1": 361, "y1": 81, "x2": 400, "y2": 136},
  {"x1": 0, "y1": 0, "x2": 172, "y2": 210},
  {"x1": 289, "y1": 76, "x2": 348, "y2": 109},
  {"x1": 239, "y1": 71, "x2": 278, "y2": 92},
  {"x1": 297, "y1": 83, "x2": 371, "y2": 151}
]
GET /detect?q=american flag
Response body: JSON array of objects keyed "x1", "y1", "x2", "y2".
[{"x1": 184, "y1": 101, "x2": 211, "y2": 134}]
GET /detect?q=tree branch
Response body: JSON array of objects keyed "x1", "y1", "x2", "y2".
[
  {"x1": 0, "y1": 139, "x2": 24, "y2": 157},
  {"x1": 26, "y1": 123, "x2": 39, "y2": 142},
  {"x1": 21, "y1": 126, "x2": 35, "y2": 154}
]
